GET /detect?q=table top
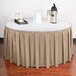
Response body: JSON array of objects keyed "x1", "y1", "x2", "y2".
[{"x1": 6, "y1": 19, "x2": 72, "y2": 32}]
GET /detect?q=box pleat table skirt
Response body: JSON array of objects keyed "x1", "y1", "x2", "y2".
[{"x1": 4, "y1": 26, "x2": 73, "y2": 69}]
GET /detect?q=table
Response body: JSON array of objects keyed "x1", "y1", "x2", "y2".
[{"x1": 4, "y1": 20, "x2": 73, "y2": 69}]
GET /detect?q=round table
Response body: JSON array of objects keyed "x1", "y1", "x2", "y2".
[{"x1": 4, "y1": 20, "x2": 73, "y2": 69}]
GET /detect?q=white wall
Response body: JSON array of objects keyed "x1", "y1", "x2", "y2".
[{"x1": 0, "y1": 0, "x2": 76, "y2": 38}]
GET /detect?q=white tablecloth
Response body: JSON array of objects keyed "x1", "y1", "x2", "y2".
[{"x1": 6, "y1": 20, "x2": 71, "y2": 32}]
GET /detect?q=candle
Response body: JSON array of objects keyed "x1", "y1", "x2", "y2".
[{"x1": 36, "y1": 12, "x2": 41, "y2": 24}]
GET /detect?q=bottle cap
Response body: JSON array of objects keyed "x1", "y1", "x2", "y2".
[{"x1": 51, "y1": 3, "x2": 57, "y2": 11}]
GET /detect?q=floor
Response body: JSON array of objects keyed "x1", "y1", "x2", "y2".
[{"x1": 0, "y1": 42, "x2": 76, "y2": 76}]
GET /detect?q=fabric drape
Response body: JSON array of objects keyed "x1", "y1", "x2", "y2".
[{"x1": 4, "y1": 26, "x2": 73, "y2": 69}]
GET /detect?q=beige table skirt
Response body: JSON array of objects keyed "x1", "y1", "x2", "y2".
[{"x1": 4, "y1": 26, "x2": 73, "y2": 69}]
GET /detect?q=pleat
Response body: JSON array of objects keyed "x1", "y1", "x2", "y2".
[
  {"x1": 39, "y1": 33, "x2": 45, "y2": 65},
  {"x1": 35, "y1": 33, "x2": 39, "y2": 69},
  {"x1": 6, "y1": 31, "x2": 10, "y2": 59},
  {"x1": 65, "y1": 30, "x2": 69, "y2": 62},
  {"x1": 19, "y1": 33, "x2": 25, "y2": 66},
  {"x1": 62, "y1": 32, "x2": 66, "y2": 64},
  {"x1": 6, "y1": 30, "x2": 11, "y2": 59},
  {"x1": 50, "y1": 34, "x2": 55, "y2": 66},
  {"x1": 45, "y1": 33, "x2": 50, "y2": 68},
  {"x1": 30, "y1": 33, "x2": 35, "y2": 67},
  {"x1": 58, "y1": 32, "x2": 63, "y2": 63},
  {"x1": 4, "y1": 28, "x2": 7, "y2": 59},
  {"x1": 24, "y1": 33, "x2": 30, "y2": 68},
  {"x1": 12, "y1": 32, "x2": 17, "y2": 63},
  {"x1": 54, "y1": 33, "x2": 59, "y2": 67},
  {"x1": 70, "y1": 28, "x2": 73, "y2": 55},
  {"x1": 16, "y1": 32, "x2": 20, "y2": 66},
  {"x1": 9, "y1": 31, "x2": 13, "y2": 63},
  {"x1": 68, "y1": 29, "x2": 71, "y2": 61}
]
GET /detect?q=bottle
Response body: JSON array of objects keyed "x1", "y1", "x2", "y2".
[
  {"x1": 51, "y1": 3, "x2": 58, "y2": 23},
  {"x1": 47, "y1": 10, "x2": 51, "y2": 23}
]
